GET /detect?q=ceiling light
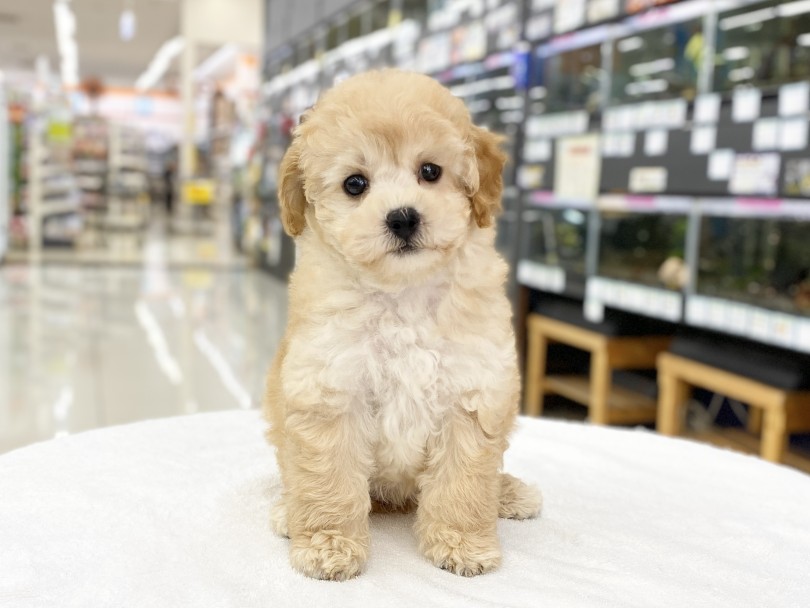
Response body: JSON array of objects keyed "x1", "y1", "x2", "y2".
[
  {"x1": 729, "y1": 66, "x2": 755, "y2": 82},
  {"x1": 629, "y1": 58, "x2": 675, "y2": 78},
  {"x1": 136, "y1": 36, "x2": 184, "y2": 91},
  {"x1": 625, "y1": 79, "x2": 668, "y2": 96},
  {"x1": 120, "y1": 8, "x2": 136, "y2": 41},
  {"x1": 529, "y1": 86, "x2": 547, "y2": 99},
  {"x1": 719, "y1": 8, "x2": 776, "y2": 31},
  {"x1": 618, "y1": 36, "x2": 644, "y2": 53},
  {"x1": 495, "y1": 96, "x2": 525, "y2": 110},
  {"x1": 778, "y1": 0, "x2": 810, "y2": 17},
  {"x1": 53, "y1": 0, "x2": 79, "y2": 88},
  {"x1": 723, "y1": 46, "x2": 750, "y2": 61}
]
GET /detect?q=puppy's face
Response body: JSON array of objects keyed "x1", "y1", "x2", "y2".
[{"x1": 278, "y1": 70, "x2": 506, "y2": 287}]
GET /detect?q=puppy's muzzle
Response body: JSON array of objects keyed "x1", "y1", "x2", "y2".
[{"x1": 386, "y1": 207, "x2": 421, "y2": 242}]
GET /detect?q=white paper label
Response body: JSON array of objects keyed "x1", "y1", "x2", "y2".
[
  {"x1": 750, "y1": 309, "x2": 771, "y2": 341},
  {"x1": 770, "y1": 313, "x2": 796, "y2": 348},
  {"x1": 780, "y1": 118, "x2": 809, "y2": 151},
  {"x1": 663, "y1": 293, "x2": 682, "y2": 322},
  {"x1": 752, "y1": 118, "x2": 780, "y2": 151},
  {"x1": 524, "y1": 139, "x2": 552, "y2": 162},
  {"x1": 644, "y1": 129, "x2": 668, "y2": 156},
  {"x1": 517, "y1": 165, "x2": 545, "y2": 189},
  {"x1": 617, "y1": 132, "x2": 635, "y2": 157},
  {"x1": 796, "y1": 319, "x2": 810, "y2": 353},
  {"x1": 708, "y1": 300, "x2": 726, "y2": 327},
  {"x1": 629, "y1": 167, "x2": 667, "y2": 193},
  {"x1": 687, "y1": 296, "x2": 710, "y2": 325},
  {"x1": 517, "y1": 260, "x2": 566, "y2": 293},
  {"x1": 708, "y1": 149, "x2": 735, "y2": 181},
  {"x1": 727, "y1": 303, "x2": 749, "y2": 334},
  {"x1": 584, "y1": 298, "x2": 605, "y2": 323},
  {"x1": 779, "y1": 81, "x2": 810, "y2": 117},
  {"x1": 730, "y1": 153, "x2": 781, "y2": 196},
  {"x1": 694, "y1": 94, "x2": 721, "y2": 124},
  {"x1": 662, "y1": 99, "x2": 688, "y2": 129},
  {"x1": 555, "y1": 134, "x2": 602, "y2": 202},
  {"x1": 627, "y1": 286, "x2": 644, "y2": 311},
  {"x1": 691, "y1": 126, "x2": 716, "y2": 155},
  {"x1": 733, "y1": 88, "x2": 762, "y2": 123},
  {"x1": 602, "y1": 132, "x2": 635, "y2": 158},
  {"x1": 617, "y1": 106, "x2": 634, "y2": 131}
]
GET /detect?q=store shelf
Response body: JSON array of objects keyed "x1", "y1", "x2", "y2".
[{"x1": 41, "y1": 199, "x2": 80, "y2": 217}]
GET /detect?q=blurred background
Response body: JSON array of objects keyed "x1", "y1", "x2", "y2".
[{"x1": 0, "y1": 0, "x2": 809, "y2": 471}]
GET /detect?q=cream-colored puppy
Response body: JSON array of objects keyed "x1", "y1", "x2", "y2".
[{"x1": 265, "y1": 70, "x2": 541, "y2": 581}]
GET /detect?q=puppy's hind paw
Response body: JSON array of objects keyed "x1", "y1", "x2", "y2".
[
  {"x1": 498, "y1": 473, "x2": 542, "y2": 520},
  {"x1": 420, "y1": 526, "x2": 501, "y2": 577},
  {"x1": 290, "y1": 530, "x2": 367, "y2": 581}
]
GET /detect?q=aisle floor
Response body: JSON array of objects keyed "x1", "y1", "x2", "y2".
[{"x1": 0, "y1": 232, "x2": 287, "y2": 454}]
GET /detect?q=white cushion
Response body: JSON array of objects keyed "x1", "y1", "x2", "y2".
[{"x1": 0, "y1": 411, "x2": 808, "y2": 607}]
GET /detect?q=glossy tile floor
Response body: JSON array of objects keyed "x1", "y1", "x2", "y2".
[{"x1": 0, "y1": 217, "x2": 288, "y2": 453}]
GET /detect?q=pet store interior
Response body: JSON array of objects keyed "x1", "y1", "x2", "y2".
[
  {"x1": 3, "y1": 0, "x2": 809, "y2": 464},
  {"x1": 1, "y1": 0, "x2": 810, "y2": 602}
]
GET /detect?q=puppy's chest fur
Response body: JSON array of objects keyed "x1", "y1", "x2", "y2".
[{"x1": 338, "y1": 286, "x2": 489, "y2": 478}]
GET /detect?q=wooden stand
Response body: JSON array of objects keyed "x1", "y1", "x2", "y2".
[
  {"x1": 657, "y1": 352, "x2": 810, "y2": 463},
  {"x1": 524, "y1": 313, "x2": 671, "y2": 425}
]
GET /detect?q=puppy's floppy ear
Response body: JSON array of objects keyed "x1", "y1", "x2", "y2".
[
  {"x1": 278, "y1": 138, "x2": 307, "y2": 237},
  {"x1": 466, "y1": 125, "x2": 507, "y2": 229}
]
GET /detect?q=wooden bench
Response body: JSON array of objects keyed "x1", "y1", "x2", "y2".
[
  {"x1": 524, "y1": 313, "x2": 671, "y2": 425},
  {"x1": 657, "y1": 352, "x2": 810, "y2": 463}
]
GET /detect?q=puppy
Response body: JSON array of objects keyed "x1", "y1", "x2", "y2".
[{"x1": 265, "y1": 70, "x2": 541, "y2": 581}]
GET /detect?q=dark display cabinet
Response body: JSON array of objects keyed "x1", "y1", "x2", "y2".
[{"x1": 260, "y1": 0, "x2": 810, "y2": 355}]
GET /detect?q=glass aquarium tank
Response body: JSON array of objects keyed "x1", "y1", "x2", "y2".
[
  {"x1": 538, "y1": 44, "x2": 603, "y2": 113},
  {"x1": 610, "y1": 17, "x2": 702, "y2": 104},
  {"x1": 713, "y1": 0, "x2": 810, "y2": 92},
  {"x1": 522, "y1": 206, "x2": 590, "y2": 293},
  {"x1": 697, "y1": 216, "x2": 810, "y2": 317},
  {"x1": 598, "y1": 211, "x2": 688, "y2": 289}
]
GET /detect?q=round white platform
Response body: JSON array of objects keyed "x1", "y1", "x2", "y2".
[{"x1": 1, "y1": 411, "x2": 808, "y2": 607}]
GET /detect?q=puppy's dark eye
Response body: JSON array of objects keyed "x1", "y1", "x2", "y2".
[
  {"x1": 343, "y1": 175, "x2": 368, "y2": 197},
  {"x1": 420, "y1": 163, "x2": 442, "y2": 183}
]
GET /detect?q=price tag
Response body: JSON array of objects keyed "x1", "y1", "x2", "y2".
[
  {"x1": 779, "y1": 118, "x2": 809, "y2": 151},
  {"x1": 796, "y1": 319, "x2": 810, "y2": 353},
  {"x1": 750, "y1": 309, "x2": 771, "y2": 341},
  {"x1": 752, "y1": 118, "x2": 779, "y2": 151},
  {"x1": 644, "y1": 130, "x2": 668, "y2": 156},
  {"x1": 694, "y1": 93, "x2": 720, "y2": 124},
  {"x1": 584, "y1": 298, "x2": 605, "y2": 323},
  {"x1": 733, "y1": 88, "x2": 762, "y2": 123},
  {"x1": 691, "y1": 126, "x2": 716, "y2": 155},
  {"x1": 779, "y1": 81, "x2": 810, "y2": 117},
  {"x1": 686, "y1": 296, "x2": 709, "y2": 325}
]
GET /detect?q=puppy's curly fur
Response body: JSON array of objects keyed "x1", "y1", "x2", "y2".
[{"x1": 265, "y1": 70, "x2": 541, "y2": 581}]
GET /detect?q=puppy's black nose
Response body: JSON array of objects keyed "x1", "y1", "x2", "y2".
[{"x1": 386, "y1": 207, "x2": 421, "y2": 241}]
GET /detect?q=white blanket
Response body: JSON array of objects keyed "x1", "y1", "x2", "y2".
[{"x1": 0, "y1": 411, "x2": 808, "y2": 607}]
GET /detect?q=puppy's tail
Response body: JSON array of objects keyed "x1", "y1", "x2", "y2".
[{"x1": 498, "y1": 473, "x2": 542, "y2": 520}]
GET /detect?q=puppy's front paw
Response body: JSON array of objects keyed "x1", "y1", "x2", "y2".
[
  {"x1": 290, "y1": 530, "x2": 367, "y2": 581},
  {"x1": 499, "y1": 473, "x2": 542, "y2": 520},
  {"x1": 419, "y1": 525, "x2": 501, "y2": 577},
  {"x1": 270, "y1": 500, "x2": 289, "y2": 538}
]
